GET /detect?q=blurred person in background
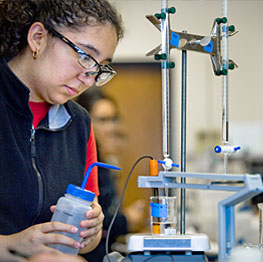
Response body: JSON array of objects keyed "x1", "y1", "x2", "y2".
[{"x1": 77, "y1": 88, "x2": 146, "y2": 262}]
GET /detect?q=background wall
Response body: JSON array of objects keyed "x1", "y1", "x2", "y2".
[{"x1": 109, "y1": 0, "x2": 263, "y2": 167}]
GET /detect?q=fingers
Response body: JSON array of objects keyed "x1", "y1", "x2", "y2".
[
  {"x1": 36, "y1": 223, "x2": 81, "y2": 249},
  {"x1": 79, "y1": 213, "x2": 104, "y2": 239},
  {"x1": 79, "y1": 213, "x2": 103, "y2": 229},
  {"x1": 79, "y1": 225, "x2": 102, "y2": 250},
  {"x1": 86, "y1": 201, "x2": 102, "y2": 219},
  {"x1": 79, "y1": 237, "x2": 93, "y2": 249},
  {"x1": 87, "y1": 202, "x2": 104, "y2": 223},
  {"x1": 5, "y1": 223, "x2": 83, "y2": 259},
  {"x1": 49, "y1": 206, "x2": 56, "y2": 213},
  {"x1": 25, "y1": 223, "x2": 80, "y2": 249},
  {"x1": 42, "y1": 233, "x2": 80, "y2": 249},
  {"x1": 37, "y1": 222, "x2": 78, "y2": 234},
  {"x1": 79, "y1": 201, "x2": 104, "y2": 230},
  {"x1": 79, "y1": 221, "x2": 102, "y2": 239},
  {"x1": 78, "y1": 202, "x2": 104, "y2": 250}
]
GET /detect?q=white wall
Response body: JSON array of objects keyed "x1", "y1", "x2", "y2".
[{"x1": 109, "y1": 0, "x2": 263, "y2": 160}]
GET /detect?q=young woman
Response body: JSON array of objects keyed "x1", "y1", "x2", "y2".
[{"x1": 0, "y1": 0, "x2": 123, "y2": 257}]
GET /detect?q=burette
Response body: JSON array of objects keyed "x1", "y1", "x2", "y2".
[
  {"x1": 161, "y1": 0, "x2": 170, "y2": 162},
  {"x1": 221, "y1": 0, "x2": 229, "y2": 174}
]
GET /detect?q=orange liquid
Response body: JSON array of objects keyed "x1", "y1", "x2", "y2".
[{"x1": 152, "y1": 223, "x2": 161, "y2": 234}]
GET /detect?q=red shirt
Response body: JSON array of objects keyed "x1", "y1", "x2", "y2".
[{"x1": 29, "y1": 101, "x2": 99, "y2": 195}]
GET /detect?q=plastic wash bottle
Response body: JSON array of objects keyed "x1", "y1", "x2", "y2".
[
  {"x1": 49, "y1": 184, "x2": 95, "y2": 254},
  {"x1": 49, "y1": 162, "x2": 121, "y2": 254}
]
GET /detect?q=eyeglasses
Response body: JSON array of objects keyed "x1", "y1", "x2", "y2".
[{"x1": 44, "y1": 24, "x2": 116, "y2": 86}]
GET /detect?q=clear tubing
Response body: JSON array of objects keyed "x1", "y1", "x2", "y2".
[
  {"x1": 161, "y1": 0, "x2": 170, "y2": 161},
  {"x1": 222, "y1": 0, "x2": 229, "y2": 173}
]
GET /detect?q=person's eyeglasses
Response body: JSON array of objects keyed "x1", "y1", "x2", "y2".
[{"x1": 44, "y1": 24, "x2": 116, "y2": 86}]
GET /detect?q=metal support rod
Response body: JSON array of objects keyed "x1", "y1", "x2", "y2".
[
  {"x1": 180, "y1": 48, "x2": 187, "y2": 235},
  {"x1": 259, "y1": 205, "x2": 263, "y2": 245},
  {"x1": 161, "y1": 0, "x2": 170, "y2": 160}
]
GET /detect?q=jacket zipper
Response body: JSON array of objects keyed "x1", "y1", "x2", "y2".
[{"x1": 30, "y1": 127, "x2": 44, "y2": 222}]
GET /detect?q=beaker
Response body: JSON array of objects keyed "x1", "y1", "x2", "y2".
[
  {"x1": 258, "y1": 203, "x2": 263, "y2": 247},
  {"x1": 150, "y1": 196, "x2": 177, "y2": 235}
]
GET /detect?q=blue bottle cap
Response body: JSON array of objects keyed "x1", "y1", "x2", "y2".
[{"x1": 66, "y1": 184, "x2": 95, "y2": 202}]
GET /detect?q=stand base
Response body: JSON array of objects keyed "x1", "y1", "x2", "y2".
[{"x1": 127, "y1": 233, "x2": 210, "y2": 252}]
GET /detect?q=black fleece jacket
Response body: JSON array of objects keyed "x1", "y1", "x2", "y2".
[{"x1": 0, "y1": 58, "x2": 91, "y2": 234}]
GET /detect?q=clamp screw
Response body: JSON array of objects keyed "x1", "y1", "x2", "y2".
[
  {"x1": 228, "y1": 64, "x2": 235, "y2": 70},
  {"x1": 222, "y1": 69, "x2": 228, "y2": 75},
  {"x1": 228, "y1": 25, "x2": 235, "y2": 32},
  {"x1": 216, "y1": 17, "x2": 228, "y2": 24},
  {"x1": 155, "y1": 12, "x2": 166, "y2": 19},
  {"x1": 222, "y1": 17, "x2": 227, "y2": 23},
  {"x1": 154, "y1": 53, "x2": 167, "y2": 60},
  {"x1": 168, "y1": 7, "x2": 176, "y2": 14},
  {"x1": 216, "y1": 69, "x2": 228, "y2": 75},
  {"x1": 168, "y1": 62, "x2": 175, "y2": 69}
]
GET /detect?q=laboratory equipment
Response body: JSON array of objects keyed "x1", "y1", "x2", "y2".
[
  {"x1": 50, "y1": 162, "x2": 121, "y2": 254},
  {"x1": 214, "y1": 145, "x2": 241, "y2": 154},
  {"x1": 150, "y1": 195, "x2": 177, "y2": 235},
  {"x1": 228, "y1": 246, "x2": 263, "y2": 262},
  {"x1": 125, "y1": 2, "x2": 210, "y2": 261},
  {"x1": 146, "y1": 10, "x2": 238, "y2": 76},
  {"x1": 124, "y1": 0, "x2": 263, "y2": 261}
]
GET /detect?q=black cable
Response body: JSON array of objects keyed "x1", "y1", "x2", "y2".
[{"x1": 105, "y1": 155, "x2": 153, "y2": 262}]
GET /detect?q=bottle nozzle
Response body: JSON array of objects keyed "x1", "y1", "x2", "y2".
[{"x1": 81, "y1": 162, "x2": 121, "y2": 189}]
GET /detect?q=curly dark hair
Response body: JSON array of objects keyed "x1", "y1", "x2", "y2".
[{"x1": 0, "y1": 0, "x2": 124, "y2": 58}]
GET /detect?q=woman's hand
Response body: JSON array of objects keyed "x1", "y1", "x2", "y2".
[
  {"x1": 78, "y1": 197, "x2": 104, "y2": 253},
  {"x1": 1, "y1": 222, "x2": 81, "y2": 257},
  {"x1": 29, "y1": 253, "x2": 86, "y2": 262},
  {"x1": 50, "y1": 197, "x2": 104, "y2": 254}
]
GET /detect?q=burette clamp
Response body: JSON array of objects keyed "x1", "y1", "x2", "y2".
[
  {"x1": 158, "y1": 158, "x2": 179, "y2": 170},
  {"x1": 214, "y1": 145, "x2": 241, "y2": 154}
]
